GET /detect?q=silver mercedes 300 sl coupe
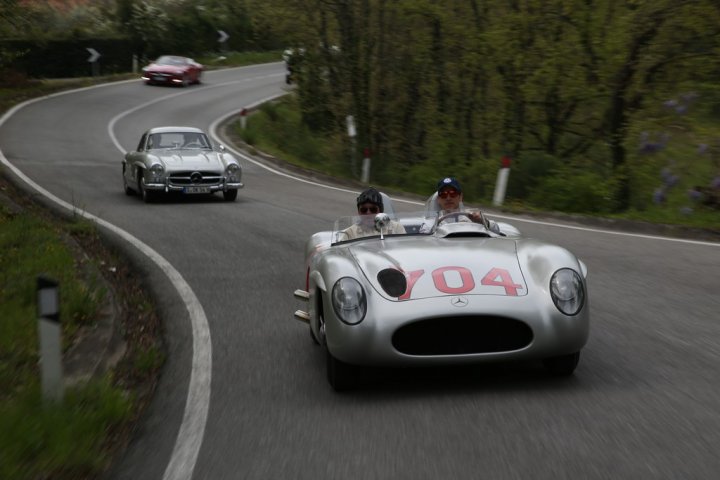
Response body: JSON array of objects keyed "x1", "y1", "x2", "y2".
[
  {"x1": 122, "y1": 126, "x2": 243, "y2": 202},
  {"x1": 293, "y1": 195, "x2": 589, "y2": 391}
]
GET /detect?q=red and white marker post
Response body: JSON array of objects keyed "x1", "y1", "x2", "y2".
[
  {"x1": 492, "y1": 155, "x2": 511, "y2": 206},
  {"x1": 361, "y1": 147, "x2": 371, "y2": 184},
  {"x1": 240, "y1": 108, "x2": 248, "y2": 130}
]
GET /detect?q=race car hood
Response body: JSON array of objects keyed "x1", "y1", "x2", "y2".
[
  {"x1": 348, "y1": 236, "x2": 528, "y2": 300},
  {"x1": 151, "y1": 151, "x2": 225, "y2": 171}
]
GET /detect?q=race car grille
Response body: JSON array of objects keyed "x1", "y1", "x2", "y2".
[
  {"x1": 391, "y1": 316, "x2": 533, "y2": 356},
  {"x1": 168, "y1": 171, "x2": 222, "y2": 186}
]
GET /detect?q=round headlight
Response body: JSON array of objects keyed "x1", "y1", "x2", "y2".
[
  {"x1": 226, "y1": 163, "x2": 240, "y2": 174},
  {"x1": 331, "y1": 277, "x2": 367, "y2": 325},
  {"x1": 150, "y1": 163, "x2": 164, "y2": 175},
  {"x1": 550, "y1": 268, "x2": 585, "y2": 316}
]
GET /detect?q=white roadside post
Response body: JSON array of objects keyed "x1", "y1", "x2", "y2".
[
  {"x1": 361, "y1": 147, "x2": 371, "y2": 184},
  {"x1": 240, "y1": 108, "x2": 248, "y2": 130},
  {"x1": 37, "y1": 276, "x2": 64, "y2": 402},
  {"x1": 493, "y1": 155, "x2": 512, "y2": 207},
  {"x1": 346, "y1": 115, "x2": 357, "y2": 177}
]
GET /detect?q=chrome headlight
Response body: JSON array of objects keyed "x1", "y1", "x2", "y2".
[
  {"x1": 149, "y1": 163, "x2": 164, "y2": 178},
  {"x1": 331, "y1": 277, "x2": 367, "y2": 325},
  {"x1": 225, "y1": 163, "x2": 240, "y2": 181},
  {"x1": 550, "y1": 268, "x2": 585, "y2": 315}
]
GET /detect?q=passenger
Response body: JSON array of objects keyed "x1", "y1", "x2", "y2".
[
  {"x1": 421, "y1": 177, "x2": 501, "y2": 233},
  {"x1": 339, "y1": 187, "x2": 406, "y2": 240}
]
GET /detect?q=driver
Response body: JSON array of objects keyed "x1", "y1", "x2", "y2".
[
  {"x1": 421, "y1": 177, "x2": 501, "y2": 233},
  {"x1": 339, "y1": 187, "x2": 406, "y2": 240}
]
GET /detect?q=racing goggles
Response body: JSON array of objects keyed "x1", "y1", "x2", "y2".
[
  {"x1": 359, "y1": 206, "x2": 380, "y2": 214},
  {"x1": 438, "y1": 189, "x2": 460, "y2": 199}
]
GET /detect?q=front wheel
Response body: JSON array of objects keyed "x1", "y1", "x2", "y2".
[
  {"x1": 122, "y1": 169, "x2": 133, "y2": 195},
  {"x1": 138, "y1": 176, "x2": 156, "y2": 203},
  {"x1": 223, "y1": 189, "x2": 238, "y2": 201},
  {"x1": 326, "y1": 350, "x2": 357, "y2": 392},
  {"x1": 543, "y1": 351, "x2": 580, "y2": 376}
]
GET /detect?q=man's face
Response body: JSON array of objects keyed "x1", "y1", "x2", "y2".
[
  {"x1": 358, "y1": 202, "x2": 381, "y2": 216},
  {"x1": 438, "y1": 187, "x2": 462, "y2": 211},
  {"x1": 358, "y1": 202, "x2": 381, "y2": 224}
]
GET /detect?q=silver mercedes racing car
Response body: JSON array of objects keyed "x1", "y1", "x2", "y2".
[
  {"x1": 122, "y1": 126, "x2": 243, "y2": 202},
  {"x1": 293, "y1": 197, "x2": 590, "y2": 391}
]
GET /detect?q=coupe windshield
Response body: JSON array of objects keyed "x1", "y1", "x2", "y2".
[{"x1": 147, "y1": 132, "x2": 211, "y2": 150}]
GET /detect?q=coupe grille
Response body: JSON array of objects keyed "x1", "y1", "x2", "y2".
[
  {"x1": 392, "y1": 316, "x2": 533, "y2": 356},
  {"x1": 168, "y1": 171, "x2": 222, "y2": 186}
]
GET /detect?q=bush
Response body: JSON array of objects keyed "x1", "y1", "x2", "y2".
[
  {"x1": 527, "y1": 166, "x2": 618, "y2": 213},
  {"x1": 506, "y1": 152, "x2": 562, "y2": 200}
]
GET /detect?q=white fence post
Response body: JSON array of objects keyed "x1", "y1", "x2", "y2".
[{"x1": 37, "y1": 276, "x2": 64, "y2": 402}]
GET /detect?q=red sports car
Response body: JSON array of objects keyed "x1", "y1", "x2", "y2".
[{"x1": 141, "y1": 55, "x2": 203, "y2": 87}]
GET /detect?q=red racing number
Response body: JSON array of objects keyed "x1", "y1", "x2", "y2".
[
  {"x1": 480, "y1": 267, "x2": 523, "y2": 296},
  {"x1": 398, "y1": 266, "x2": 522, "y2": 299}
]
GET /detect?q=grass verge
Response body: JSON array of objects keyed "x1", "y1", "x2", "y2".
[{"x1": 0, "y1": 173, "x2": 164, "y2": 480}]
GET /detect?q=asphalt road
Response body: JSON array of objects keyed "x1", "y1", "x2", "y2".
[{"x1": 2, "y1": 63, "x2": 720, "y2": 480}]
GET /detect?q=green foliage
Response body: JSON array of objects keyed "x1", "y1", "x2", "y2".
[
  {"x1": 235, "y1": 97, "x2": 344, "y2": 173},
  {"x1": 527, "y1": 166, "x2": 619, "y2": 214},
  {"x1": 505, "y1": 153, "x2": 562, "y2": 201},
  {"x1": 0, "y1": 208, "x2": 104, "y2": 397},
  {"x1": 265, "y1": 0, "x2": 720, "y2": 213},
  {"x1": 134, "y1": 345, "x2": 165, "y2": 375},
  {"x1": 0, "y1": 378, "x2": 132, "y2": 480}
]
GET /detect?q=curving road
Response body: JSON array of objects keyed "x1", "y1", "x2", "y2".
[{"x1": 2, "y1": 63, "x2": 720, "y2": 480}]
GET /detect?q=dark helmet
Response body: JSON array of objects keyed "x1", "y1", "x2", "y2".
[{"x1": 356, "y1": 187, "x2": 384, "y2": 212}]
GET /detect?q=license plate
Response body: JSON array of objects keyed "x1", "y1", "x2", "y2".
[
  {"x1": 153, "y1": 75, "x2": 167, "y2": 82},
  {"x1": 184, "y1": 186, "x2": 210, "y2": 194}
]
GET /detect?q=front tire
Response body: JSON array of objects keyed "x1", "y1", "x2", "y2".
[
  {"x1": 543, "y1": 351, "x2": 580, "y2": 376},
  {"x1": 327, "y1": 350, "x2": 357, "y2": 392},
  {"x1": 122, "y1": 167, "x2": 133, "y2": 195},
  {"x1": 138, "y1": 176, "x2": 156, "y2": 203},
  {"x1": 223, "y1": 189, "x2": 238, "y2": 201}
]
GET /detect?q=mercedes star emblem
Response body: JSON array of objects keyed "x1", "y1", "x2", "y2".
[{"x1": 451, "y1": 296, "x2": 469, "y2": 307}]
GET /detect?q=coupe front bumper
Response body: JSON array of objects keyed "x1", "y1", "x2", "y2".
[{"x1": 144, "y1": 181, "x2": 244, "y2": 192}]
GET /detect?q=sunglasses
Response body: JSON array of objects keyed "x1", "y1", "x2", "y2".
[
  {"x1": 438, "y1": 189, "x2": 459, "y2": 199},
  {"x1": 359, "y1": 206, "x2": 380, "y2": 214}
]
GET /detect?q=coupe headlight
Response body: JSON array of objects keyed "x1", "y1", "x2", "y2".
[
  {"x1": 149, "y1": 163, "x2": 164, "y2": 175},
  {"x1": 550, "y1": 268, "x2": 585, "y2": 316},
  {"x1": 225, "y1": 163, "x2": 240, "y2": 181},
  {"x1": 331, "y1": 277, "x2": 367, "y2": 325}
]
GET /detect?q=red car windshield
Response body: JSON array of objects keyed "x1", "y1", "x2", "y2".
[{"x1": 155, "y1": 56, "x2": 187, "y2": 66}]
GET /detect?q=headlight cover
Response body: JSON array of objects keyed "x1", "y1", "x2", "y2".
[
  {"x1": 226, "y1": 163, "x2": 240, "y2": 178},
  {"x1": 149, "y1": 163, "x2": 164, "y2": 179},
  {"x1": 331, "y1": 277, "x2": 367, "y2": 325},
  {"x1": 550, "y1": 268, "x2": 585, "y2": 315}
]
